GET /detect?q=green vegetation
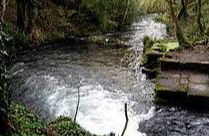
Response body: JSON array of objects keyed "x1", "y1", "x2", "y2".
[
  {"x1": 49, "y1": 117, "x2": 95, "y2": 136},
  {"x1": 10, "y1": 102, "x2": 95, "y2": 136},
  {"x1": 10, "y1": 102, "x2": 45, "y2": 136},
  {"x1": 83, "y1": 0, "x2": 139, "y2": 30},
  {"x1": 3, "y1": 0, "x2": 142, "y2": 45},
  {"x1": 142, "y1": 0, "x2": 209, "y2": 48},
  {"x1": 139, "y1": 0, "x2": 167, "y2": 13},
  {"x1": 0, "y1": 26, "x2": 15, "y2": 135}
]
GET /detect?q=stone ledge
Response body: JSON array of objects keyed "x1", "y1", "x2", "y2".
[
  {"x1": 155, "y1": 71, "x2": 209, "y2": 104},
  {"x1": 188, "y1": 83, "x2": 209, "y2": 97},
  {"x1": 160, "y1": 58, "x2": 209, "y2": 72}
]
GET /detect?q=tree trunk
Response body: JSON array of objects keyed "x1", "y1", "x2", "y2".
[
  {"x1": 167, "y1": 0, "x2": 187, "y2": 47},
  {"x1": 74, "y1": 0, "x2": 81, "y2": 10},
  {"x1": 0, "y1": 0, "x2": 6, "y2": 23},
  {"x1": 26, "y1": 1, "x2": 37, "y2": 34},
  {"x1": 16, "y1": 0, "x2": 26, "y2": 32},
  {"x1": 178, "y1": 0, "x2": 189, "y2": 20},
  {"x1": 197, "y1": 0, "x2": 203, "y2": 33}
]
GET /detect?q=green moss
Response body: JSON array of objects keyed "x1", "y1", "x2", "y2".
[
  {"x1": 179, "y1": 84, "x2": 188, "y2": 93},
  {"x1": 152, "y1": 42, "x2": 179, "y2": 52},
  {"x1": 143, "y1": 36, "x2": 179, "y2": 53},
  {"x1": 155, "y1": 83, "x2": 168, "y2": 92},
  {"x1": 142, "y1": 36, "x2": 179, "y2": 68}
]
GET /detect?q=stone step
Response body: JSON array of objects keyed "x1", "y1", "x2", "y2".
[
  {"x1": 160, "y1": 58, "x2": 209, "y2": 72},
  {"x1": 155, "y1": 70, "x2": 209, "y2": 104}
]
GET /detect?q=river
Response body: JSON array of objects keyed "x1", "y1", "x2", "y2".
[{"x1": 11, "y1": 15, "x2": 209, "y2": 136}]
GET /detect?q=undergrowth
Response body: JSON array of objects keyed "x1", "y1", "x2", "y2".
[{"x1": 10, "y1": 102, "x2": 96, "y2": 136}]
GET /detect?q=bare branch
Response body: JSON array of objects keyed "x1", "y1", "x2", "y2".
[
  {"x1": 121, "y1": 103, "x2": 129, "y2": 136},
  {"x1": 74, "y1": 87, "x2": 80, "y2": 123}
]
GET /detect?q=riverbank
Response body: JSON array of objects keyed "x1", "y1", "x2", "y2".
[
  {"x1": 9, "y1": 102, "x2": 96, "y2": 136},
  {"x1": 4, "y1": 0, "x2": 140, "y2": 47}
]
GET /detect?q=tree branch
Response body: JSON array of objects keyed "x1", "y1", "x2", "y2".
[
  {"x1": 74, "y1": 87, "x2": 80, "y2": 123},
  {"x1": 121, "y1": 103, "x2": 128, "y2": 136}
]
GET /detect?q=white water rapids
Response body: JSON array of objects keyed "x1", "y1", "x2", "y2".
[{"x1": 11, "y1": 15, "x2": 167, "y2": 136}]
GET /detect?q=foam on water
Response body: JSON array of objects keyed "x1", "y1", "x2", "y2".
[
  {"x1": 11, "y1": 15, "x2": 167, "y2": 136},
  {"x1": 122, "y1": 15, "x2": 167, "y2": 81},
  {"x1": 44, "y1": 75, "x2": 153, "y2": 136}
]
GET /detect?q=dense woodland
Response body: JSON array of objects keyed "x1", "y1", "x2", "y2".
[{"x1": 0, "y1": 0, "x2": 209, "y2": 135}]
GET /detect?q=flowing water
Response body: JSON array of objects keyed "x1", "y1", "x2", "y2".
[{"x1": 11, "y1": 15, "x2": 209, "y2": 136}]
